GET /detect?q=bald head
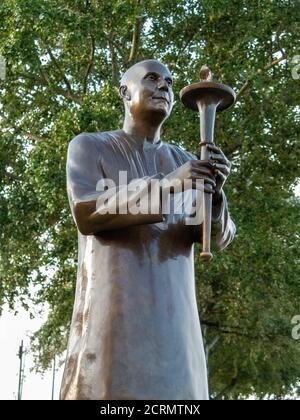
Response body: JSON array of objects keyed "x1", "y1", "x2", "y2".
[
  {"x1": 120, "y1": 59, "x2": 173, "y2": 87},
  {"x1": 119, "y1": 59, "x2": 174, "y2": 124}
]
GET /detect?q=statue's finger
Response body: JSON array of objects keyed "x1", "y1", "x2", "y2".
[
  {"x1": 193, "y1": 181, "x2": 215, "y2": 193},
  {"x1": 216, "y1": 170, "x2": 226, "y2": 181},
  {"x1": 192, "y1": 167, "x2": 215, "y2": 177},
  {"x1": 206, "y1": 144, "x2": 221, "y2": 153},
  {"x1": 192, "y1": 169, "x2": 216, "y2": 183},
  {"x1": 209, "y1": 153, "x2": 227, "y2": 163},
  {"x1": 192, "y1": 174, "x2": 216, "y2": 187},
  {"x1": 213, "y1": 163, "x2": 230, "y2": 175},
  {"x1": 194, "y1": 159, "x2": 215, "y2": 169}
]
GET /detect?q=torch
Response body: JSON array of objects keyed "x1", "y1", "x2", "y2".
[{"x1": 180, "y1": 66, "x2": 236, "y2": 262}]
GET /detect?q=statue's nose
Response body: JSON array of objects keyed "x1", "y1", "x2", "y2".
[{"x1": 157, "y1": 79, "x2": 169, "y2": 92}]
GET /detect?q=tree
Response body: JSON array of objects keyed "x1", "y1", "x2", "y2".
[{"x1": 0, "y1": 0, "x2": 299, "y2": 399}]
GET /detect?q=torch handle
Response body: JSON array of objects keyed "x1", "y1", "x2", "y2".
[
  {"x1": 197, "y1": 99, "x2": 218, "y2": 262},
  {"x1": 200, "y1": 142, "x2": 213, "y2": 262}
]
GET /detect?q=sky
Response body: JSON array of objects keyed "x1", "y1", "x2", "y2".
[{"x1": 0, "y1": 305, "x2": 64, "y2": 400}]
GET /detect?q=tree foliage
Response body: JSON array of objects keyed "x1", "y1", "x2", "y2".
[{"x1": 0, "y1": 0, "x2": 299, "y2": 399}]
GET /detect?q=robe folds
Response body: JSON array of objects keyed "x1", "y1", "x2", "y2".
[{"x1": 60, "y1": 129, "x2": 235, "y2": 400}]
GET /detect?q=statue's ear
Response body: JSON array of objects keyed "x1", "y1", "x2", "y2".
[{"x1": 119, "y1": 85, "x2": 131, "y2": 101}]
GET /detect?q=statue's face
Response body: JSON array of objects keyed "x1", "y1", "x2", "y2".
[{"x1": 122, "y1": 61, "x2": 174, "y2": 120}]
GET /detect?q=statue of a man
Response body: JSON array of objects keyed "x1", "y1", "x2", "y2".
[{"x1": 60, "y1": 59, "x2": 235, "y2": 400}]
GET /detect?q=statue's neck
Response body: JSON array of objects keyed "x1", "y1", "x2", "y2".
[{"x1": 122, "y1": 117, "x2": 162, "y2": 144}]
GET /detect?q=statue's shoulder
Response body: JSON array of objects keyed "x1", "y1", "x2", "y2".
[
  {"x1": 166, "y1": 142, "x2": 197, "y2": 162},
  {"x1": 69, "y1": 130, "x2": 122, "y2": 151}
]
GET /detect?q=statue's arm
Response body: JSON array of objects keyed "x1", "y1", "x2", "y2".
[{"x1": 67, "y1": 134, "x2": 164, "y2": 235}]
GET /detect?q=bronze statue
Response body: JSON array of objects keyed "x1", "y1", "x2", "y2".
[{"x1": 60, "y1": 59, "x2": 235, "y2": 400}]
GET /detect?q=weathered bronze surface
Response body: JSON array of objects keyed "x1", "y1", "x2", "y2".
[{"x1": 60, "y1": 60, "x2": 235, "y2": 400}]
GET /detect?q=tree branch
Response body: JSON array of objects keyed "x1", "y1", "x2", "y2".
[
  {"x1": 202, "y1": 319, "x2": 257, "y2": 339},
  {"x1": 103, "y1": 32, "x2": 126, "y2": 67},
  {"x1": 108, "y1": 31, "x2": 119, "y2": 86},
  {"x1": 275, "y1": 24, "x2": 285, "y2": 59},
  {"x1": 206, "y1": 334, "x2": 220, "y2": 353},
  {"x1": 32, "y1": 42, "x2": 82, "y2": 103},
  {"x1": 201, "y1": 319, "x2": 283, "y2": 342},
  {"x1": 236, "y1": 80, "x2": 250, "y2": 98},
  {"x1": 173, "y1": 31, "x2": 198, "y2": 66},
  {"x1": 236, "y1": 54, "x2": 286, "y2": 99},
  {"x1": 83, "y1": 34, "x2": 95, "y2": 94},
  {"x1": 46, "y1": 48, "x2": 74, "y2": 95},
  {"x1": 0, "y1": 111, "x2": 45, "y2": 142},
  {"x1": 204, "y1": 333, "x2": 220, "y2": 368},
  {"x1": 19, "y1": 73, "x2": 82, "y2": 104},
  {"x1": 263, "y1": 54, "x2": 286, "y2": 71},
  {"x1": 128, "y1": 0, "x2": 144, "y2": 65},
  {"x1": 21, "y1": 131, "x2": 45, "y2": 142},
  {"x1": 213, "y1": 377, "x2": 238, "y2": 400}
]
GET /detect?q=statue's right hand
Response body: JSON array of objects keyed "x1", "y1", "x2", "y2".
[{"x1": 163, "y1": 160, "x2": 216, "y2": 193}]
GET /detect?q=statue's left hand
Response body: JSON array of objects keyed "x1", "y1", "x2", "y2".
[{"x1": 207, "y1": 144, "x2": 231, "y2": 199}]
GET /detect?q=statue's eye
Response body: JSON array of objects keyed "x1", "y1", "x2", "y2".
[{"x1": 147, "y1": 74, "x2": 156, "y2": 81}]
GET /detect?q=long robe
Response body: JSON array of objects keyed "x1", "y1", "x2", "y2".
[{"x1": 60, "y1": 129, "x2": 235, "y2": 400}]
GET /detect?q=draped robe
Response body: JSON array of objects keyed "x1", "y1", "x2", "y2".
[{"x1": 60, "y1": 129, "x2": 235, "y2": 400}]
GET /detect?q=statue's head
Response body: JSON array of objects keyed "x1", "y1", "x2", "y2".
[{"x1": 119, "y1": 59, "x2": 174, "y2": 123}]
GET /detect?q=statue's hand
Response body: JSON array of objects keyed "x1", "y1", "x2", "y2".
[
  {"x1": 163, "y1": 145, "x2": 231, "y2": 197},
  {"x1": 163, "y1": 159, "x2": 216, "y2": 194},
  {"x1": 206, "y1": 144, "x2": 231, "y2": 204}
]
